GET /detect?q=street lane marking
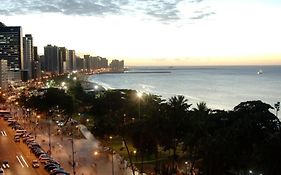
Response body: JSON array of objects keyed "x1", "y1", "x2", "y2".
[
  {"x1": 0, "y1": 131, "x2": 7, "y2": 136},
  {"x1": 20, "y1": 155, "x2": 29, "y2": 167},
  {"x1": 16, "y1": 156, "x2": 24, "y2": 167}
]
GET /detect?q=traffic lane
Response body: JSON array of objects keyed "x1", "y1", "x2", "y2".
[
  {"x1": 0, "y1": 119, "x2": 48, "y2": 175},
  {"x1": 1, "y1": 117, "x2": 49, "y2": 175},
  {"x1": 16, "y1": 136, "x2": 51, "y2": 175},
  {"x1": 6, "y1": 111, "x2": 54, "y2": 175},
  {"x1": 0, "y1": 127, "x2": 34, "y2": 175}
]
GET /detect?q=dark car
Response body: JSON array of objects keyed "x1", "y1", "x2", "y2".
[
  {"x1": 45, "y1": 164, "x2": 60, "y2": 172},
  {"x1": 47, "y1": 166, "x2": 61, "y2": 172},
  {"x1": 46, "y1": 160, "x2": 60, "y2": 166},
  {"x1": 50, "y1": 170, "x2": 70, "y2": 175}
]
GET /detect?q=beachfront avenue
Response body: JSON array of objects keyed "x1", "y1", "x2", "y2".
[
  {"x1": 1, "y1": 73, "x2": 281, "y2": 175},
  {"x1": 1, "y1": 102, "x2": 132, "y2": 175},
  {"x1": 0, "y1": 110, "x2": 49, "y2": 175}
]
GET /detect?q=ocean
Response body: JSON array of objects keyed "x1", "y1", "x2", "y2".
[{"x1": 87, "y1": 66, "x2": 281, "y2": 110}]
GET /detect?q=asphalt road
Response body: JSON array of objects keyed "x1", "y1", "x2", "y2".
[{"x1": 0, "y1": 117, "x2": 49, "y2": 175}]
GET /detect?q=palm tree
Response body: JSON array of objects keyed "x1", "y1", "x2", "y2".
[
  {"x1": 192, "y1": 102, "x2": 210, "y2": 114},
  {"x1": 164, "y1": 95, "x2": 191, "y2": 172},
  {"x1": 186, "y1": 102, "x2": 210, "y2": 173}
]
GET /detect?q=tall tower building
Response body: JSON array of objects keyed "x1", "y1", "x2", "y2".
[
  {"x1": 76, "y1": 56, "x2": 84, "y2": 71},
  {"x1": 92, "y1": 56, "x2": 100, "y2": 69},
  {"x1": 59, "y1": 47, "x2": 69, "y2": 74},
  {"x1": 0, "y1": 22, "x2": 23, "y2": 81},
  {"x1": 23, "y1": 34, "x2": 33, "y2": 80},
  {"x1": 0, "y1": 59, "x2": 8, "y2": 90},
  {"x1": 32, "y1": 46, "x2": 41, "y2": 79},
  {"x1": 44, "y1": 45, "x2": 59, "y2": 74},
  {"x1": 110, "y1": 59, "x2": 124, "y2": 72},
  {"x1": 69, "y1": 50, "x2": 76, "y2": 71},
  {"x1": 84, "y1": 55, "x2": 90, "y2": 72},
  {"x1": 100, "y1": 57, "x2": 108, "y2": 68}
]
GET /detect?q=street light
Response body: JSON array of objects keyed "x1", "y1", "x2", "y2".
[
  {"x1": 185, "y1": 161, "x2": 188, "y2": 174},
  {"x1": 48, "y1": 110, "x2": 53, "y2": 155},
  {"x1": 36, "y1": 115, "x2": 41, "y2": 122},
  {"x1": 133, "y1": 150, "x2": 137, "y2": 161},
  {"x1": 109, "y1": 136, "x2": 114, "y2": 175},
  {"x1": 94, "y1": 142, "x2": 114, "y2": 175},
  {"x1": 35, "y1": 115, "x2": 40, "y2": 139},
  {"x1": 137, "y1": 92, "x2": 142, "y2": 120},
  {"x1": 70, "y1": 124, "x2": 78, "y2": 175}
]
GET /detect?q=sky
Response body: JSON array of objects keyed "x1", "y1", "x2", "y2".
[{"x1": 0, "y1": 0, "x2": 281, "y2": 66}]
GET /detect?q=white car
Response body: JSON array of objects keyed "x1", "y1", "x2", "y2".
[
  {"x1": 32, "y1": 160, "x2": 40, "y2": 168},
  {"x1": 2, "y1": 161, "x2": 9, "y2": 169},
  {"x1": 0, "y1": 167, "x2": 4, "y2": 174}
]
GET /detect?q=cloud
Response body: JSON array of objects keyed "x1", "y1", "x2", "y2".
[
  {"x1": 0, "y1": 0, "x2": 125, "y2": 16},
  {"x1": 190, "y1": 11, "x2": 216, "y2": 20},
  {"x1": 137, "y1": 0, "x2": 183, "y2": 22},
  {"x1": 0, "y1": 0, "x2": 212, "y2": 22},
  {"x1": 189, "y1": 0, "x2": 204, "y2": 3}
]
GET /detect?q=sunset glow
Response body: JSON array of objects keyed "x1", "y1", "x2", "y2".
[{"x1": 1, "y1": 0, "x2": 280, "y2": 66}]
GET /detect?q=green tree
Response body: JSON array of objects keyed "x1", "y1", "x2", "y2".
[
  {"x1": 161, "y1": 95, "x2": 191, "y2": 172},
  {"x1": 22, "y1": 88, "x2": 74, "y2": 119},
  {"x1": 183, "y1": 102, "x2": 211, "y2": 173}
]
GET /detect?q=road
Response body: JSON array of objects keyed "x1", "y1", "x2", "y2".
[
  {"x1": 0, "y1": 117, "x2": 49, "y2": 175},
  {"x1": 4, "y1": 104, "x2": 138, "y2": 175}
]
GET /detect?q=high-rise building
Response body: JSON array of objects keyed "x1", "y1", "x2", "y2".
[
  {"x1": 76, "y1": 56, "x2": 84, "y2": 71},
  {"x1": 39, "y1": 55, "x2": 45, "y2": 71},
  {"x1": 44, "y1": 45, "x2": 59, "y2": 74},
  {"x1": 84, "y1": 55, "x2": 90, "y2": 71},
  {"x1": 92, "y1": 56, "x2": 100, "y2": 69},
  {"x1": 0, "y1": 59, "x2": 8, "y2": 90},
  {"x1": 110, "y1": 59, "x2": 124, "y2": 72},
  {"x1": 100, "y1": 57, "x2": 108, "y2": 68},
  {"x1": 69, "y1": 50, "x2": 76, "y2": 71},
  {"x1": 0, "y1": 22, "x2": 23, "y2": 81},
  {"x1": 32, "y1": 46, "x2": 41, "y2": 79},
  {"x1": 59, "y1": 47, "x2": 69, "y2": 74},
  {"x1": 23, "y1": 34, "x2": 33, "y2": 80}
]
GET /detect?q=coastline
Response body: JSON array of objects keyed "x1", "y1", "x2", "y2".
[{"x1": 81, "y1": 66, "x2": 281, "y2": 110}]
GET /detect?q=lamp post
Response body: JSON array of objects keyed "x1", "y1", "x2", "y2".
[
  {"x1": 137, "y1": 92, "x2": 142, "y2": 120},
  {"x1": 109, "y1": 136, "x2": 114, "y2": 175},
  {"x1": 48, "y1": 110, "x2": 52, "y2": 155},
  {"x1": 70, "y1": 125, "x2": 77, "y2": 175},
  {"x1": 185, "y1": 161, "x2": 188, "y2": 174},
  {"x1": 274, "y1": 102, "x2": 280, "y2": 118},
  {"x1": 133, "y1": 150, "x2": 137, "y2": 161},
  {"x1": 35, "y1": 115, "x2": 40, "y2": 139}
]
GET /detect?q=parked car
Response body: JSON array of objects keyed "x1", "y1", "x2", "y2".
[
  {"x1": 50, "y1": 170, "x2": 70, "y2": 175},
  {"x1": 45, "y1": 163, "x2": 59, "y2": 170},
  {"x1": 14, "y1": 136, "x2": 20, "y2": 142},
  {"x1": 32, "y1": 160, "x2": 40, "y2": 168},
  {"x1": 50, "y1": 168, "x2": 65, "y2": 173},
  {"x1": 46, "y1": 165, "x2": 60, "y2": 172},
  {"x1": 0, "y1": 167, "x2": 4, "y2": 174},
  {"x1": 2, "y1": 160, "x2": 9, "y2": 169}
]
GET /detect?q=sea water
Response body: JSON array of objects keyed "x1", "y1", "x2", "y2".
[{"x1": 87, "y1": 66, "x2": 281, "y2": 110}]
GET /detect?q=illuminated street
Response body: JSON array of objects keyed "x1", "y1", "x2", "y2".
[
  {"x1": 7, "y1": 104, "x2": 136, "y2": 175},
  {"x1": 0, "y1": 118, "x2": 48, "y2": 175}
]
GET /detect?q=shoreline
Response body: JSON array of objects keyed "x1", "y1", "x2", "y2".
[{"x1": 78, "y1": 66, "x2": 281, "y2": 111}]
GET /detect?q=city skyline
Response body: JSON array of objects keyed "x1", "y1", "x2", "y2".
[{"x1": 1, "y1": 0, "x2": 281, "y2": 66}]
